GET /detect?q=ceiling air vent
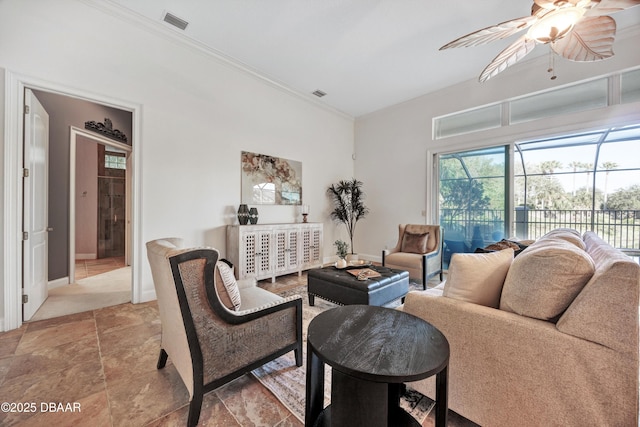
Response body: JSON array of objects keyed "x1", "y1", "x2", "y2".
[
  {"x1": 312, "y1": 90, "x2": 327, "y2": 98},
  {"x1": 163, "y1": 12, "x2": 189, "y2": 30}
]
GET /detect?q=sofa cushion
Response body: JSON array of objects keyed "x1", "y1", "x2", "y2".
[
  {"x1": 500, "y1": 241, "x2": 595, "y2": 321},
  {"x1": 401, "y1": 231, "x2": 429, "y2": 254},
  {"x1": 443, "y1": 248, "x2": 514, "y2": 308},
  {"x1": 215, "y1": 261, "x2": 241, "y2": 311},
  {"x1": 534, "y1": 228, "x2": 586, "y2": 250},
  {"x1": 556, "y1": 232, "x2": 640, "y2": 355}
]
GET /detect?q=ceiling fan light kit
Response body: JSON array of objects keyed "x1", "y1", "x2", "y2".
[
  {"x1": 440, "y1": 0, "x2": 640, "y2": 82},
  {"x1": 527, "y1": 7, "x2": 585, "y2": 42}
]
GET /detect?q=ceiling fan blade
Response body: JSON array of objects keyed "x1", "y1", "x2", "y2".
[
  {"x1": 551, "y1": 16, "x2": 616, "y2": 61},
  {"x1": 533, "y1": 0, "x2": 585, "y2": 9},
  {"x1": 440, "y1": 16, "x2": 536, "y2": 50},
  {"x1": 585, "y1": 0, "x2": 640, "y2": 16},
  {"x1": 479, "y1": 35, "x2": 537, "y2": 82}
]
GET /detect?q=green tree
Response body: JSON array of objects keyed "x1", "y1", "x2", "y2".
[
  {"x1": 583, "y1": 162, "x2": 594, "y2": 189},
  {"x1": 600, "y1": 161, "x2": 619, "y2": 209},
  {"x1": 440, "y1": 153, "x2": 505, "y2": 209},
  {"x1": 525, "y1": 162, "x2": 567, "y2": 209},
  {"x1": 605, "y1": 185, "x2": 640, "y2": 218},
  {"x1": 568, "y1": 161, "x2": 582, "y2": 196},
  {"x1": 540, "y1": 160, "x2": 563, "y2": 175},
  {"x1": 439, "y1": 178, "x2": 490, "y2": 227},
  {"x1": 571, "y1": 187, "x2": 604, "y2": 210}
]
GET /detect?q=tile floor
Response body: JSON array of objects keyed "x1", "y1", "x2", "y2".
[
  {"x1": 0, "y1": 271, "x2": 472, "y2": 427},
  {"x1": 75, "y1": 257, "x2": 127, "y2": 280}
]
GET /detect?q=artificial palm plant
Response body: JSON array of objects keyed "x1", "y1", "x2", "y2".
[{"x1": 326, "y1": 178, "x2": 369, "y2": 255}]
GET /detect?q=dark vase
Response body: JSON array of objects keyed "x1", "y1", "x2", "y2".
[
  {"x1": 249, "y1": 207, "x2": 259, "y2": 224},
  {"x1": 237, "y1": 204, "x2": 249, "y2": 225}
]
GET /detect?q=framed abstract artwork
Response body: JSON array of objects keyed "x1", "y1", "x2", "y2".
[{"x1": 241, "y1": 151, "x2": 302, "y2": 205}]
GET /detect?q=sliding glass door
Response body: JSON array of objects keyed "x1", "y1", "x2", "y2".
[
  {"x1": 438, "y1": 146, "x2": 509, "y2": 268},
  {"x1": 436, "y1": 124, "x2": 640, "y2": 268}
]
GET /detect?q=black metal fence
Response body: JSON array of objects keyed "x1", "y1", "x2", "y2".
[{"x1": 441, "y1": 208, "x2": 640, "y2": 255}]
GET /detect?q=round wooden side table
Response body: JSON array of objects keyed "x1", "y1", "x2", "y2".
[{"x1": 305, "y1": 304, "x2": 450, "y2": 427}]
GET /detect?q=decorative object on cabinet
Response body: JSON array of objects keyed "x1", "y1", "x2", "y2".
[
  {"x1": 241, "y1": 151, "x2": 302, "y2": 205},
  {"x1": 334, "y1": 240, "x2": 349, "y2": 259},
  {"x1": 226, "y1": 223, "x2": 323, "y2": 283},
  {"x1": 249, "y1": 207, "x2": 259, "y2": 224},
  {"x1": 237, "y1": 204, "x2": 249, "y2": 225},
  {"x1": 327, "y1": 178, "x2": 369, "y2": 256},
  {"x1": 334, "y1": 239, "x2": 349, "y2": 269},
  {"x1": 301, "y1": 204, "x2": 309, "y2": 223}
]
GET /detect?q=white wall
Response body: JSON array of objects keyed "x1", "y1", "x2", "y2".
[
  {"x1": 355, "y1": 29, "x2": 640, "y2": 261},
  {"x1": 0, "y1": 67, "x2": 5, "y2": 329},
  {"x1": 0, "y1": 0, "x2": 354, "y2": 325}
]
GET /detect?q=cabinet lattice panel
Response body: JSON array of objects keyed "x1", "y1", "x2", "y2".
[
  {"x1": 258, "y1": 234, "x2": 271, "y2": 273},
  {"x1": 243, "y1": 234, "x2": 256, "y2": 275},
  {"x1": 302, "y1": 231, "x2": 311, "y2": 263},
  {"x1": 276, "y1": 231, "x2": 286, "y2": 269},
  {"x1": 288, "y1": 232, "x2": 299, "y2": 265}
]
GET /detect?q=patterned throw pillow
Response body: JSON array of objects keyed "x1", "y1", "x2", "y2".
[{"x1": 215, "y1": 261, "x2": 242, "y2": 311}]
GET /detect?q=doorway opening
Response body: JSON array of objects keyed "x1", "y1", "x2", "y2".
[
  {"x1": 24, "y1": 86, "x2": 134, "y2": 322},
  {"x1": 3, "y1": 72, "x2": 142, "y2": 332},
  {"x1": 29, "y1": 125, "x2": 134, "y2": 322}
]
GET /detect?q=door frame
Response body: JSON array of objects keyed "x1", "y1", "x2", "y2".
[
  {"x1": 69, "y1": 126, "x2": 132, "y2": 285},
  {"x1": 3, "y1": 70, "x2": 142, "y2": 331}
]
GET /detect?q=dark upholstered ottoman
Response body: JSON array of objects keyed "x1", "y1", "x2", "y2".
[{"x1": 307, "y1": 265, "x2": 409, "y2": 307}]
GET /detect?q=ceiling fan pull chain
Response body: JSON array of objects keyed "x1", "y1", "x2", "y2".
[{"x1": 547, "y1": 46, "x2": 557, "y2": 80}]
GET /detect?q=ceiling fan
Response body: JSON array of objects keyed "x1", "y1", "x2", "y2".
[{"x1": 440, "y1": 0, "x2": 640, "y2": 82}]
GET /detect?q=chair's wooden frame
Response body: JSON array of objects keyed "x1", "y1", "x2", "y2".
[{"x1": 158, "y1": 249, "x2": 302, "y2": 427}]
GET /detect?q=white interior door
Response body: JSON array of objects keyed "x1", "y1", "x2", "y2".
[{"x1": 23, "y1": 88, "x2": 50, "y2": 321}]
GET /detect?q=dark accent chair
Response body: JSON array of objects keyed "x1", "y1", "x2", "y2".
[
  {"x1": 382, "y1": 224, "x2": 444, "y2": 290},
  {"x1": 146, "y1": 238, "x2": 303, "y2": 427}
]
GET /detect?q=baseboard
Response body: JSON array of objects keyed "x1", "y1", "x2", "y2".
[
  {"x1": 75, "y1": 253, "x2": 97, "y2": 260},
  {"x1": 0, "y1": 318, "x2": 4, "y2": 332},
  {"x1": 139, "y1": 288, "x2": 157, "y2": 303},
  {"x1": 48, "y1": 276, "x2": 70, "y2": 290},
  {"x1": 360, "y1": 253, "x2": 382, "y2": 263}
]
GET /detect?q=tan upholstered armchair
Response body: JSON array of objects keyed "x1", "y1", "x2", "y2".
[
  {"x1": 146, "y1": 238, "x2": 302, "y2": 427},
  {"x1": 382, "y1": 224, "x2": 444, "y2": 290}
]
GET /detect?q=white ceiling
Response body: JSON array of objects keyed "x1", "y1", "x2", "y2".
[{"x1": 107, "y1": 0, "x2": 640, "y2": 117}]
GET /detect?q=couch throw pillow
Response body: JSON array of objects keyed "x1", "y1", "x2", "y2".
[
  {"x1": 443, "y1": 248, "x2": 514, "y2": 308},
  {"x1": 499, "y1": 242, "x2": 595, "y2": 321},
  {"x1": 215, "y1": 261, "x2": 242, "y2": 311},
  {"x1": 401, "y1": 231, "x2": 429, "y2": 254}
]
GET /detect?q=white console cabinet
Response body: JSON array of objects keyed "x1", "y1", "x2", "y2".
[{"x1": 226, "y1": 223, "x2": 323, "y2": 282}]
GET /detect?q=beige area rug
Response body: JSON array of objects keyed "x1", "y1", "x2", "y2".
[
  {"x1": 30, "y1": 267, "x2": 131, "y2": 321},
  {"x1": 252, "y1": 285, "x2": 435, "y2": 424}
]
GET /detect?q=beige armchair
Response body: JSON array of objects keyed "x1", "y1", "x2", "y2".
[
  {"x1": 382, "y1": 224, "x2": 443, "y2": 289},
  {"x1": 146, "y1": 238, "x2": 302, "y2": 427}
]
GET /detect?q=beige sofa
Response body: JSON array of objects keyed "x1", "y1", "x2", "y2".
[{"x1": 402, "y1": 230, "x2": 639, "y2": 426}]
